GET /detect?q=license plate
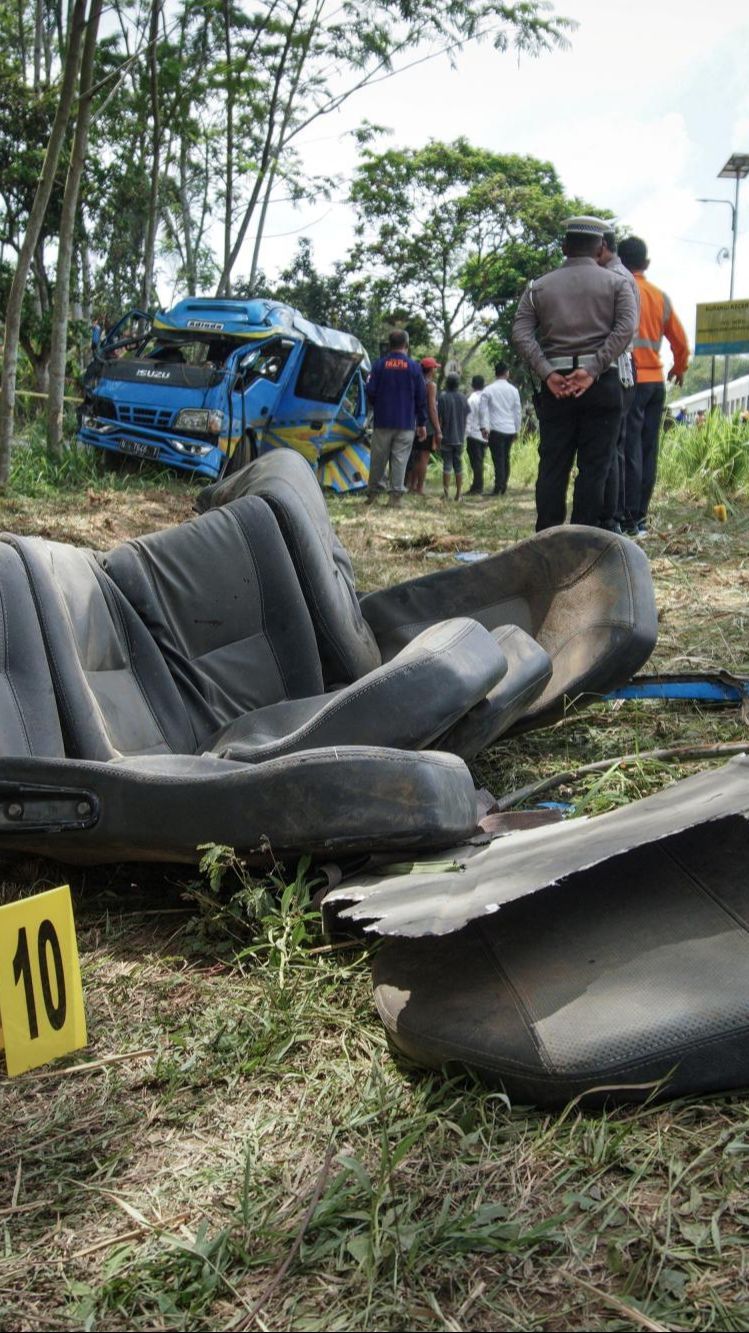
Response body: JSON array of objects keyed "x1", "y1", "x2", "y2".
[{"x1": 118, "y1": 439, "x2": 159, "y2": 460}]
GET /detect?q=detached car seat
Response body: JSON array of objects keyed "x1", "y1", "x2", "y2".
[
  {"x1": 326, "y1": 757, "x2": 749, "y2": 1107},
  {"x1": 361, "y1": 525, "x2": 658, "y2": 731},
  {"x1": 196, "y1": 452, "x2": 657, "y2": 740},
  {"x1": 195, "y1": 453, "x2": 557, "y2": 755},
  {"x1": 0, "y1": 498, "x2": 491, "y2": 863}
]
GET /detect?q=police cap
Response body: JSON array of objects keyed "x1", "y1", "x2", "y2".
[{"x1": 564, "y1": 215, "x2": 608, "y2": 238}]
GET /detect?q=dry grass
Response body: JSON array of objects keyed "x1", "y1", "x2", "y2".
[{"x1": 1, "y1": 456, "x2": 749, "y2": 1332}]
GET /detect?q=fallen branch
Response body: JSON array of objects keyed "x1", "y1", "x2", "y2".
[
  {"x1": 73, "y1": 1212, "x2": 189, "y2": 1260},
  {"x1": 494, "y1": 741, "x2": 748, "y2": 812},
  {"x1": 229, "y1": 1141, "x2": 336, "y2": 1331},
  {"x1": 18, "y1": 1048, "x2": 157, "y2": 1080}
]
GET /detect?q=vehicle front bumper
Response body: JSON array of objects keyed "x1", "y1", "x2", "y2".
[{"x1": 77, "y1": 419, "x2": 225, "y2": 479}]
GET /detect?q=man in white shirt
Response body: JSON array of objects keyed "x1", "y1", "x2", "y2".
[
  {"x1": 465, "y1": 374, "x2": 486, "y2": 494},
  {"x1": 479, "y1": 361, "x2": 522, "y2": 496}
]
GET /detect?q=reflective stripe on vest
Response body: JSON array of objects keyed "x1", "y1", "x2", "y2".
[{"x1": 633, "y1": 335, "x2": 663, "y2": 350}]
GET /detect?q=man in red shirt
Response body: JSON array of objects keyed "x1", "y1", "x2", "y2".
[{"x1": 618, "y1": 237, "x2": 690, "y2": 536}]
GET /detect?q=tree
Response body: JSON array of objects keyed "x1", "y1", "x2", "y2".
[
  {"x1": 46, "y1": 0, "x2": 104, "y2": 457},
  {"x1": 349, "y1": 139, "x2": 605, "y2": 375},
  {"x1": 210, "y1": 0, "x2": 572, "y2": 296},
  {"x1": 0, "y1": 0, "x2": 89, "y2": 484}
]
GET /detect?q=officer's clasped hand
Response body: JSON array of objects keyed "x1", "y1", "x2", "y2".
[{"x1": 545, "y1": 370, "x2": 593, "y2": 399}]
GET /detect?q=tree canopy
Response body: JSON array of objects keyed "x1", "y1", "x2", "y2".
[
  {"x1": 0, "y1": 0, "x2": 575, "y2": 468},
  {"x1": 349, "y1": 138, "x2": 606, "y2": 373}
]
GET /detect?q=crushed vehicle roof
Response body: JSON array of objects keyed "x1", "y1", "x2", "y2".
[{"x1": 153, "y1": 297, "x2": 370, "y2": 365}]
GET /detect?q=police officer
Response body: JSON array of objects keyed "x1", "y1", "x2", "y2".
[{"x1": 512, "y1": 216, "x2": 638, "y2": 532}]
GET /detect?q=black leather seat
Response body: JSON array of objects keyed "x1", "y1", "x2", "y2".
[
  {"x1": 195, "y1": 454, "x2": 561, "y2": 750},
  {"x1": 196, "y1": 450, "x2": 380, "y2": 685},
  {"x1": 4, "y1": 499, "x2": 505, "y2": 766},
  {"x1": 0, "y1": 511, "x2": 482, "y2": 862},
  {"x1": 361, "y1": 524, "x2": 659, "y2": 731},
  {"x1": 326, "y1": 757, "x2": 749, "y2": 1106},
  {"x1": 0, "y1": 543, "x2": 65, "y2": 760},
  {"x1": 0, "y1": 746, "x2": 478, "y2": 865}
]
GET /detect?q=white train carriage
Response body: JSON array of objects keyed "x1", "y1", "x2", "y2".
[{"x1": 669, "y1": 374, "x2": 749, "y2": 421}]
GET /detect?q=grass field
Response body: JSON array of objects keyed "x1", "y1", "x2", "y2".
[{"x1": 1, "y1": 437, "x2": 749, "y2": 1333}]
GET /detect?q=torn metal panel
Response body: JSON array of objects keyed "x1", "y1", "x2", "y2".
[{"x1": 326, "y1": 754, "x2": 749, "y2": 938}]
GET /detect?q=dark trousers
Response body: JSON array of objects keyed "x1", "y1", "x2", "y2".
[
  {"x1": 535, "y1": 369, "x2": 622, "y2": 531},
  {"x1": 488, "y1": 431, "x2": 515, "y2": 494},
  {"x1": 623, "y1": 380, "x2": 666, "y2": 526},
  {"x1": 601, "y1": 384, "x2": 635, "y2": 527},
  {"x1": 466, "y1": 436, "x2": 486, "y2": 492}
]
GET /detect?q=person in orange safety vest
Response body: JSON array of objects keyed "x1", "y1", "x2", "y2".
[{"x1": 617, "y1": 236, "x2": 690, "y2": 536}]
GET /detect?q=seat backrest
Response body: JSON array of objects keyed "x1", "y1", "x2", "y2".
[
  {"x1": 102, "y1": 495, "x2": 324, "y2": 745},
  {"x1": 361, "y1": 526, "x2": 658, "y2": 719},
  {"x1": 0, "y1": 543, "x2": 64, "y2": 758},
  {"x1": 195, "y1": 451, "x2": 381, "y2": 685},
  {"x1": 3, "y1": 536, "x2": 196, "y2": 762}
]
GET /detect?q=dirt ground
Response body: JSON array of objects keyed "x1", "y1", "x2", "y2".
[{"x1": 1, "y1": 472, "x2": 748, "y2": 1333}]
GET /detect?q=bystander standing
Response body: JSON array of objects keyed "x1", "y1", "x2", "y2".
[
  {"x1": 438, "y1": 373, "x2": 469, "y2": 501},
  {"x1": 479, "y1": 362, "x2": 522, "y2": 497},
  {"x1": 365, "y1": 330, "x2": 427, "y2": 508}
]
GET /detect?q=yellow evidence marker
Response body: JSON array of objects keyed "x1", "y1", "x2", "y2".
[{"x1": 0, "y1": 885, "x2": 87, "y2": 1076}]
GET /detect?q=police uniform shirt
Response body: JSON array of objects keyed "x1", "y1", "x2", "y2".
[{"x1": 511, "y1": 258, "x2": 638, "y2": 383}]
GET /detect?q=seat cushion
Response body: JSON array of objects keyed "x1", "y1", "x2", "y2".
[
  {"x1": 433, "y1": 625, "x2": 552, "y2": 761},
  {"x1": 195, "y1": 450, "x2": 381, "y2": 685},
  {"x1": 102, "y1": 496, "x2": 324, "y2": 746},
  {"x1": 373, "y1": 814, "x2": 749, "y2": 1106},
  {"x1": 3, "y1": 536, "x2": 196, "y2": 761},
  {"x1": 360, "y1": 525, "x2": 658, "y2": 730},
  {"x1": 0, "y1": 544, "x2": 64, "y2": 758},
  {"x1": 0, "y1": 746, "x2": 478, "y2": 865},
  {"x1": 208, "y1": 618, "x2": 508, "y2": 761}
]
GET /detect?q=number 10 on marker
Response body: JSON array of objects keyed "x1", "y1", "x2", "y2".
[{"x1": 0, "y1": 886, "x2": 87, "y2": 1076}]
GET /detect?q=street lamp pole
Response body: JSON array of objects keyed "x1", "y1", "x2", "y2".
[
  {"x1": 696, "y1": 197, "x2": 735, "y2": 410},
  {"x1": 699, "y1": 154, "x2": 749, "y2": 414}
]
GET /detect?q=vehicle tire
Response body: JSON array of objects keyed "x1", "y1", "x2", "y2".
[
  {"x1": 97, "y1": 448, "x2": 123, "y2": 474},
  {"x1": 222, "y1": 431, "x2": 255, "y2": 478}
]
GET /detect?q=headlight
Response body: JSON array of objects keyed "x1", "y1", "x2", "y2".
[
  {"x1": 81, "y1": 415, "x2": 115, "y2": 433},
  {"x1": 173, "y1": 409, "x2": 223, "y2": 434},
  {"x1": 168, "y1": 440, "x2": 213, "y2": 456}
]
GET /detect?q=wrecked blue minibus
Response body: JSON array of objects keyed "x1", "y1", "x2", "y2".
[{"x1": 77, "y1": 298, "x2": 371, "y2": 490}]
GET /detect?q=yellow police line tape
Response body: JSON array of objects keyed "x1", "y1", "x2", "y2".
[{"x1": 15, "y1": 389, "x2": 83, "y2": 403}]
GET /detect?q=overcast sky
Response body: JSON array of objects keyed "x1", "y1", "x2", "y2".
[{"x1": 245, "y1": 0, "x2": 749, "y2": 351}]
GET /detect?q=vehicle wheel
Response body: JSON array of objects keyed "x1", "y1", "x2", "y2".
[
  {"x1": 222, "y1": 432, "x2": 254, "y2": 477},
  {"x1": 97, "y1": 448, "x2": 123, "y2": 474}
]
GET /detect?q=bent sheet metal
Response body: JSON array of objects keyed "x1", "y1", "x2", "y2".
[{"x1": 325, "y1": 754, "x2": 749, "y2": 938}]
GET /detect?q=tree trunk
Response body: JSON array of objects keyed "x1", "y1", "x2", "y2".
[
  {"x1": 248, "y1": 166, "x2": 276, "y2": 294},
  {"x1": 219, "y1": 0, "x2": 234, "y2": 297},
  {"x1": 16, "y1": 0, "x2": 27, "y2": 81},
  {"x1": 178, "y1": 134, "x2": 196, "y2": 294},
  {"x1": 0, "y1": 0, "x2": 88, "y2": 486},
  {"x1": 214, "y1": 0, "x2": 304, "y2": 297},
  {"x1": 47, "y1": 0, "x2": 103, "y2": 458},
  {"x1": 33, "y1": 0, "x2": 43, "y2": 89},
  {"x1": 141, "y1": 0, "x2": 163, "y2": 310}
]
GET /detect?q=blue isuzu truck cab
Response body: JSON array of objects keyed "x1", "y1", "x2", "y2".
[{"x1": 77, "y1": 298, "x2": 371, "y2": 491}]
